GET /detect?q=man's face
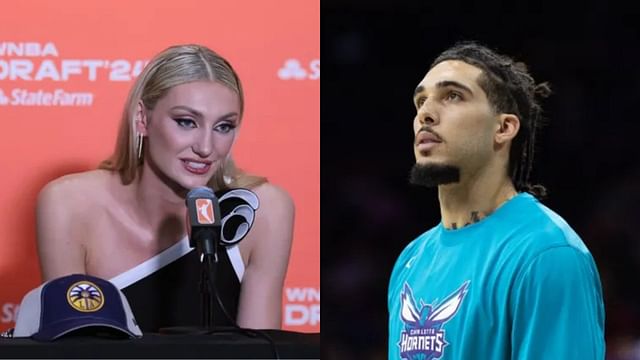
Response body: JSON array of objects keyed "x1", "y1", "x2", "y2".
[{"x1": 412, "y1": 60, "x2": 499, "y2": 179}]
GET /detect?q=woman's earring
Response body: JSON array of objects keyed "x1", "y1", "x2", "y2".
[{"x1": 136, "y1": 133, "x2": 144, "y2": 161}]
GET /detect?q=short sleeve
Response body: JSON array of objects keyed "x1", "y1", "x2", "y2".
[{"x1": 509, "y1": 246, "x2": 605, "y2": 360}]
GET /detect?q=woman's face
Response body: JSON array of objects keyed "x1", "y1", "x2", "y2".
[{"x1": 140, "y1": 80, "x2": 241, "y2": 190}]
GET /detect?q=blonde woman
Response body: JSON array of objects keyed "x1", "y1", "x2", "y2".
[{"x1": 35, "y1": 44, "x2": 294, "y2": 331}]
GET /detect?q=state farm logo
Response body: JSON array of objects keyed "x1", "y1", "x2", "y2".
[{"x1": 278, "y1": 59, "x2": 319, "y2": 80}]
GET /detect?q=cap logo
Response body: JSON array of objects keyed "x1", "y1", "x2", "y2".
[
  {"x1": 66, "y1": 281, "x2": 104, "y2": 312},
  {"x1": 196, "y1": 198, "x2": 214, "y2": 224}
]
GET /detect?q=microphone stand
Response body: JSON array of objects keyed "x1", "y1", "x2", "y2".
[
  {"x1": 196, "y1": 229, "x2": 219, "y2": 330},
  {"x1": 200, "y1": 240, "x2": 218, "y2": 330},
  {"x1": 160, "y1": 229, "x2": 219, "y2": 335}
]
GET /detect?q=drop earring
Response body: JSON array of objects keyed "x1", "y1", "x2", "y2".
[{"x1": 136, "y1": 133, "x2": 143, "y2": 161}]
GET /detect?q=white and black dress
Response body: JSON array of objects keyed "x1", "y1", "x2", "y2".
[{"x1": 110, "y1": 188, "x2": 258, "y2": 332}]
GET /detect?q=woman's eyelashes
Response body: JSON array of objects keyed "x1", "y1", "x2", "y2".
[
  {"x1": 173, "y1": 117, "x2": 237, "y2": 134},
  {"x1": 214, "y1": 122, "x2": 237, "y2": 134},
  {"x1": 174, "y1": 117, "x2": 197, "y2": 128}
]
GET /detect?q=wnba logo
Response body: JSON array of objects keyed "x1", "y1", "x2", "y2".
[
  {"x1": 284, "y1": 287, "x2": 320, "y2": 327},
  {"x1": 67, "y1": 281, "x2": 104, "y2": 312},
  {"x1": 196, "y1": 199, "x2": 214, "y2": 224}
]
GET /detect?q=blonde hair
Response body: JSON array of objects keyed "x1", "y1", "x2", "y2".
[{"x1": 100, "y1": 44, "x2": 266, "y2": 190}]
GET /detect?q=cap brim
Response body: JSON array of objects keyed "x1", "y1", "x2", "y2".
[{"x1": 32, "y1": 317, "x2": 142, "y2": 341}]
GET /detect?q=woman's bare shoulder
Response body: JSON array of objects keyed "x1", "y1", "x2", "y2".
[
  {"x1": 250, "y1": 182, "x2": 295, "y2": 209},
  {"x1": 36, "y1": 169, "x2": 121, "y2": 280},
  {"x1": 37, "y1": 169, "x2": 118, "y2": 211},
  {"x1": 248, "y1": 182, "x2": 295, "y2": 237}
]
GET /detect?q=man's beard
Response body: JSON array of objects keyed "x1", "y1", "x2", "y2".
[{"x1": 409, "y1": 163, "x2": 461, "y2": 187}]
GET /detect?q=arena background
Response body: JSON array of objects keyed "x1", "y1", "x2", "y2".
[
  {"x1": 0, "y1": 0, "x2": 319, "y2": 333},
  {"x1": 323, "y1": 2, "x2": 640, "y2": 359}
]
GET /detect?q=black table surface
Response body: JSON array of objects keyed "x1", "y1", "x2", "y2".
[{"x1": 0, "y1": 328, "x2": 320, "y2": 359}]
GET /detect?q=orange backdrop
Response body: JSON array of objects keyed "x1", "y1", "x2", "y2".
[{"x1": 0, "y1": 0, "x2": 319, "y2": 332}]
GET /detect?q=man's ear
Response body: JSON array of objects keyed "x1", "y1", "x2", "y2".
[
  {"x1": 135, "y1": 101, "x2": 148, "y2": 135},
  {"x1": 495, "y1": 113, "x2": 520, "y2": 144}
]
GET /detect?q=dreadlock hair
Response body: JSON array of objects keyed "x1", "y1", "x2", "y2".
[{"x1": 431, "y1": 41, "x2": 551, "y2": 199}]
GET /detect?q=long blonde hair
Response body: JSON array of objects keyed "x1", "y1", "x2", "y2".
[{"x1": 100, "y1": 44, "x2": 266, "y2": 190}]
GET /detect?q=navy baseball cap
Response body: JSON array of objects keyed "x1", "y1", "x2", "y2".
[{"x1": 12, "y1": 274, "x2": 142, "y2": 341}]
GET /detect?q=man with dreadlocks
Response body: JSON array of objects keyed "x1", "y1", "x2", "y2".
[{"x1": 388, "y1": 41, "x2": 604, "y2": 359}]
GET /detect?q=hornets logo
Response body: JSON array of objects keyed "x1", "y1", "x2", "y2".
[
  {"x1": 398, "y1": 281, "x2": 470, "y2": 360},
  {"x1": 67, "y1": 281, "x2": 104, "y2": 312}
]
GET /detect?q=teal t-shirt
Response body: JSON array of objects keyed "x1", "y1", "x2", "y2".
[{"x1": 388, "y1": 193, "x2": 605, "y2": 359}]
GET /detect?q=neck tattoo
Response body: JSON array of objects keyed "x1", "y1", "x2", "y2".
[{"x1": 448, "y1": 210, "x2": 492, "y2": 230}]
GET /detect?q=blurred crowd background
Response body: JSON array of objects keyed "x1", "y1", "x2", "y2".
[{"x1": 322, "y1": 2, "x2": 640, "y2": 359}]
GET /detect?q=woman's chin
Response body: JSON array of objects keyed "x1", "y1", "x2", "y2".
[{"x1": 178, "y1": 176, "x2": 213, "y2": 191}]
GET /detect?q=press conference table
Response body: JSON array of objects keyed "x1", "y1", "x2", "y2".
[{"x1": 0, "y1": 329, "x2": 320, "y2": 359}]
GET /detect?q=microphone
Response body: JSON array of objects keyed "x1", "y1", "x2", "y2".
[
  {"x1": 185, "y1": 186, "x2": 222, "y2": 257},
  {"x1": 184, "y1": 186, "x2": 260, "y2": 331}
]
